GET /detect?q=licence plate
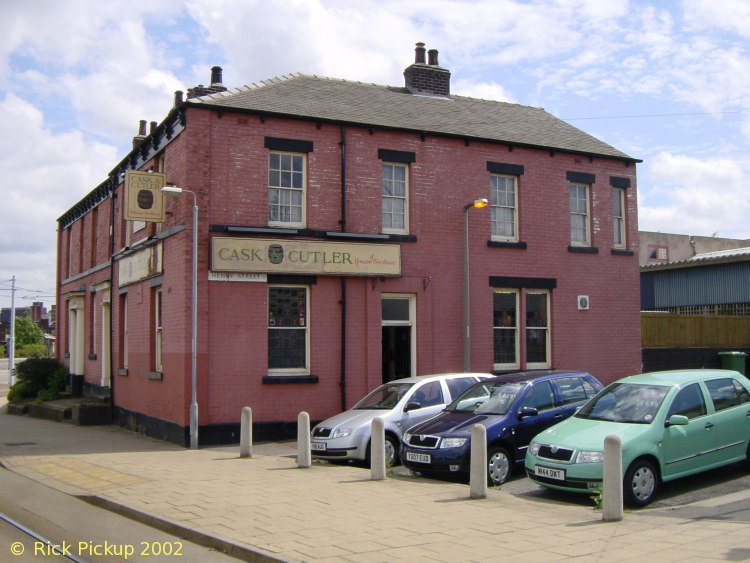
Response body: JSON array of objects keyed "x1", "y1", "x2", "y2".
[
  {"x1": 310, "y1": 442, "x2": 326, "y2": 451},
  {"x1": 535, "y1": 465, "x2": 565, "y2": 480},
  {"x1": 406, "y1": 452, "x2": 431, "y2": 464}
]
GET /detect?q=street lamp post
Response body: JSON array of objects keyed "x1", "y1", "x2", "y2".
[
  {"x1": 7, "y1": 275, "x2": 16, "y2": 383},
  {"x1": 161, "y1": 186, "x2": 199, "y2": 449},
  {"x1": 463, "y1": 198, "x2": 488, "y2": 372}
]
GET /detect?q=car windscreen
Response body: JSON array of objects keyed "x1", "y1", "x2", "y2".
[
  {"x1": 447, "y1": 381, "x2": 526, "y2": 415},
  {"x1": 576, "y1": 382, "x2": 670, "y2": 424},
  {"x1": 353, "y1": 383, "x2": 415, "y2": 409}
]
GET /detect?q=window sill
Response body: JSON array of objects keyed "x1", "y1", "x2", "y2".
[
  {"x1": 568, "y1": 246, "x2": 599, "y2": 254},
  {"x1": 211, "y1": 224, "x2": 417, "y2": 243},
  {"x1": 488, "y1": 240, "x2": 527, "y2": 249},
  {"x1": 263, "y1": 375, "x2": 319, "y2": 384},
  {"x1": 117, "y1": 368, "x2": 128, "y2": 376},
  {"x1": 492, "y1": 368, "x2": 521, "y2": 374},
  {"x1": 147, "y1": 371, "x2": 163, "y2": 381},
  {"x1": 611, "y1": 248, "x2": 634, "y2": 256}
]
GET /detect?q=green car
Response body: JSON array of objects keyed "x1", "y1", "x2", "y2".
[{"x1": 525, "y1": 369, "x2": 750, "y2": 506}]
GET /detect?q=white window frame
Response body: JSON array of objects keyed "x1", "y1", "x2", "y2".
[
  {"x1": 569, "y1": 182, "x2": 590, "y2": 246},
  {"x1": 121, "y1": 294, "x2": 128, "y2": 370},
  {"x1": 101, "y1": 298, "x2": 111, "y2": 387},
  {"x1": 493, "y1": 289, "x2": 520, "y2": 370},
  {"x1": 493, "y1": 288, "x2": 551, "y2": 370},
  {"x1": 67, "y1": 296, "x2": 85, "y2": 377},
  {"x1": 613, "y1": 187, "x2": 626, "y2": 249},
  {"x1": 381, "y1": 293, "x2": 417, "y2": 378},
  {"x1": 154, "y1": 288, "x2": 163, "y2": 372},
  {"x1": 268, "y1": 285, "x2": 310, "y2": 375},
  {"x1": 525, "y1": 290, "x2": 551, "y2": 369},
  {"x1": 381, "y1": 162, "x2": 409, "y2": 234},
  {"x1": 268, "y1": 151, "x2": 306, "y2": 228},
  {"x1": 490, "y1": 174, "x2": 518, "y2": 242}
]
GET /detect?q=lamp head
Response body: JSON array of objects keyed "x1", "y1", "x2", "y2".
[
  {"x1": 161, "y1": 186, "x2": 183, "y2": 194},
  {"x1": 473, "y1": 198, "x2": 489, "y2": 208}
]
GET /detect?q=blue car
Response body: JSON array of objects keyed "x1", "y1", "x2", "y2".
[{"x1": 400, "y1": 370, "x2": 603, "y2": 485}]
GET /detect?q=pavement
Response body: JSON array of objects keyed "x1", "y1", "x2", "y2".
[{"x1": 1, "y1": 377, "x2": 750, "y2": 562}]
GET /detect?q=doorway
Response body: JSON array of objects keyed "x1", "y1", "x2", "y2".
[{"x1": 381, "y1": 295, "x2": 415, "y2": 383}]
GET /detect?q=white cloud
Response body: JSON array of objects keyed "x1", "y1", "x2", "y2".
[
  {"x1": 452, "y1": 79, "x2": 516, "y2": 103},
  {"x1": 639, "y1": 152, "x2": 749, "y2": 236},
  {"x1": 0, "y1": 93, "x2": 117, "y2": 302},
  {"x1": 683, "y1": 0, "x2": 750, "y2": 38},
  {"x1": 186, "y1": 0, "x2": 415, "y2": 86},
  {"x1": 1, "y1": 0, "x2": 189, "y2": 143}
]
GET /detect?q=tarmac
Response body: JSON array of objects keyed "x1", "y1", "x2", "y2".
[{"x1": 1, "y1": 376, "x2": 750, "y2": 562}]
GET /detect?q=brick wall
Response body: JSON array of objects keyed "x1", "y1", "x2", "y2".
[
  {"x1": 58, "y1": 104, "x2": 641, "y2": 442},
  {"x1": 157, "y1": 109, "x2": 641, "y2": 429}
]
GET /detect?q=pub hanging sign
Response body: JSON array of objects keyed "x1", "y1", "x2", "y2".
[
  {"x1": 123, "y1": 170, "x2": 166, "y2": 222},
  {"x1": 211, "y1": 237, "x2": 401, "y2": 276}
]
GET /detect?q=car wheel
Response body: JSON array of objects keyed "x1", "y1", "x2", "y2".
[
  {"x1": 624, "y1": 459, "x2": 658, "y2": 507},
  {"x1": 744, "y1": 443, "x2": 750, "y2": 470},
  {"x1": 384, "y1": 435, "x2": 401, "y2": 467},
  {"x1": 365, "y1": 436, "x2": 401, "y2": 467},
  {"x1": 487, "y1": 446, "x2": 512, "y2": 486}
]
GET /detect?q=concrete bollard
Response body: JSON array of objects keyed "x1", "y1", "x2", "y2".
[
  {"x1": 469, "y1": 424, "x2": 488, "y2": 499},
  {"x1": 370, "y1": 417, "x2": 386, "y2": 480},
  {"x1": 603, "y1": 434, "x2": 623, "y2": 521},
  {"x1": 297, "y1": 411, "x2": 312, "y2": 468},
  {"x1": 240, "y1": 406, "x2": 253, "y2": 458}
]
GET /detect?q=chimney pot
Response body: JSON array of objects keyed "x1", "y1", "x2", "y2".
[
  {"x1": 149, "y1": 121, "x2": 157, "y2": 135},
  {"x1": 404, "y1": 44, "x2": 451, "y2": 97},
  {"x1": 211, "y1": 66, "x2": 223, "y2": 86},
  {"x1": 174, "y1": 90, "x2": 184, "y2": 105},
  {"x1": 414, "y1": 42, "x2": 426, "y2": 64},
  {"x1": 133, "y1": 120, "x2": 148, "y2": 149}
]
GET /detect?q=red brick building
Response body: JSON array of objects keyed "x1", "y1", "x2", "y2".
[{"x1": 57, "y1": 45, "x2": 642, "y2": 445}]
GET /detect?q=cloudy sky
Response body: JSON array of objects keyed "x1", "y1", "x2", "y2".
[{"x1": 1, "y1": 0, "x2": 749, "y2": 311}]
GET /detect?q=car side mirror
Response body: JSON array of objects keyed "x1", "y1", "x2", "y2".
[
  {"x1": 518, "y1": 406, "x2": 539, "y2": 419},
  {"x1": 665, "y1": 414, "x2": 689, "y2": 427},
  {"x1": 404, "y1": 401, "x2": 421, "y2": 412}
]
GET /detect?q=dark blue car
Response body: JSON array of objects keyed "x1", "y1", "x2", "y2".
[{"x1": 400, "y1": 370, "x2": 603, "y2": 485}]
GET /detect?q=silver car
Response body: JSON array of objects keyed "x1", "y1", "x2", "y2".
[{"x1": 311, "y1": 373, "x2": 490, "y2": 466}]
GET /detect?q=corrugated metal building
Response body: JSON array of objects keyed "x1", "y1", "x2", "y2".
[
  {"x1": 641, "y1": 247, "x2": 750, "y2": 314},
  {"x1": 641, "y1": 247, "x2": 750, "y2": 374}
]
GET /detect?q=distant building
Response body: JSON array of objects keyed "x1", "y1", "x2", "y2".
[
  {"x1": 0, "y1": 302, "x2": 53, "y2": 347},
  {"x1": 639, "y1": 231, "x2": 750, "y2": 267},
  {"x1": 640, "y1": 246, "x2": 750, "y2": 373},
  {"x1": 641, "y1": 245, "x2": 750, "y2": 316},
  {"x1": 57, "y1": 44, "x2": 642, "y2": 446}
]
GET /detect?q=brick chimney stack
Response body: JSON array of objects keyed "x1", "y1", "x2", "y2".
[
  {"x1": 187, "y1": 66, "x2": 229, "y2": 99},
  {"x1": 403, "y1": 42, "x2": 451, "y2": 97},
  {"x1": 132, "y1": 119, "x2": 148, "y2": 148}
]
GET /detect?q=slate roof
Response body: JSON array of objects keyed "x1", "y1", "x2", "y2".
[{"x1": 187, "y1": 73, "x2": 637, "y2": 162}]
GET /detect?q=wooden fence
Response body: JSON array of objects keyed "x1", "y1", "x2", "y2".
[{"x1": 642, "y1": 313, "x2": 750, "y2": 348}]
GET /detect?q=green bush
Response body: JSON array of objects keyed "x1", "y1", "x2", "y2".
[
  {"x1": 16, "y1": 344, "x2": 47, "y2": 358},
  {"x1": 7, "y1": 380, "x2": 30, "y2": 403},
  {"x1": 9, "y1": 358, "x2": 67, "y2": 402},
  {"x1": 37, "y1": 368, "x2": 68, "y2": 402}
]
